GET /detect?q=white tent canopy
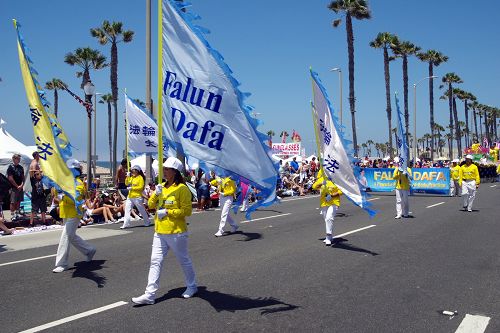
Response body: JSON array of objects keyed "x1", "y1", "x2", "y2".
[{"x1": 0, "y1": 119, "x2": 36, "y2": 191}]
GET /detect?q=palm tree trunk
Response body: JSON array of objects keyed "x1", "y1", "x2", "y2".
[
  {"x1": 453, "y1": 97, "x2": 461, "y2": 157},
  {"x1": 463, "y1": 100, "x2": 469, "y2": 146},
  {"x1": 345, "y1": 13, "x2": 358, "y2": 156},
  {"x1": 479, "y1": 112, "x2": 483, "y2": 140},
  {"x1": 428, "y1": 64, "x2": 435, "y2": 160},
  {"x1": 54, "y1": 89, "x2": 59, "y2": 118},
  {"x1": 402, "y1": 55, "x2": 410, "y2": 157},
  {"x1": 484, "y1": 112, "x2": 490, "y2": 143},
  {"x1": 111, "y1": 41, "x2": 119, "y2": 178},
  {"x1": 383, "y1": 47, "x2": 393, "y2": 158},
  {"x1": 108, "y1": 102, "x2": 113, "y2": 178},
  {"x1": 473, "y1": 107, "x2": 478, "y2": 142},
  {"x1": 448, "y1": 84, "x2": 454, "y2": 159}
]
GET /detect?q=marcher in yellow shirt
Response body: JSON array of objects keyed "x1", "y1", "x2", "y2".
[
  {"x1": 459, "y1": 155, "x2": 480, "y2": 212},
  {"x1": 312, "y1": 176, "x2": 342, "y2": 246},
  {"x1": 392, "y1": 157, "x2": 412, "y2": 219},
  {"x1": 450, "y1": 159, "x2": 461, "y2": 197},
  {"x1": 121, "y1": 165, "x2": 150, "y2": 229},
  {"x1": 132, "y1": 157, "x2": 198, "y2": 305},
  {"x1": 53, "y1": 159, "x2": 96, "y2": 273},
  {"x1": 210, "y1": 176, "x2": 239, "y2": 237}
]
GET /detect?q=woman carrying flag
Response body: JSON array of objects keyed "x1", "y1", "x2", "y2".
[
  {"x1": 392, "y1": 157, "x2": 412, "y2": 219},
  {"x1": 121, "y1": 165, "x2": 150, "y2": 229},
  {"x1": 132, "y1": 157, "x2": 197, "y2": 304},
  {"x1": 312, "y1": 170, "x2": 342, "y2": 246}
]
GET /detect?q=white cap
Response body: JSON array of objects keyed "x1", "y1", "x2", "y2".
[
  {"x1": 130, "y1": 165, "x2": 142, "y2": 172},
  {"x1": 393, "y1": 157, "x2": 400, "y2": 163},
  {"x1": 465, "y1": 154, "x2": 473, "y2": 160},
  {"x1": 66, "y1": 158, "x2": 81, "y2": 169},
  {"x1": 163, "y1": 157, "x2": 183, "y2": 172},
  {"x1": 452, "y1": 159, "x2": 459, "y2": 163}
]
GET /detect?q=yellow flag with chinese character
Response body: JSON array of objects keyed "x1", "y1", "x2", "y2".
[{"x1": 14, "y1": 20, "x2": 76, "y2": 200}]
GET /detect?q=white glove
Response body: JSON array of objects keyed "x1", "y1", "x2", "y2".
[
  {"x1": 126, "y1": 172, "x2": 131, "y2": 177},
  {"x1": 57, "y1": 194, "x2": 64, "y2": 201},
  {"x1": 127, "y1": 187, "x2": 132, "y2": 191},
  {"x1": 402, "y1": 170, "x2": 408, "y2": 175},
  {"x1": 325, "y1": 194, "x2": 332, "y2": 201},
  {"x1": 157, "y1": 209, "x2": 167, "y2": 219},
  {"x1": 155, "y1": 184, "x2": 163, "y2": 195},
  {"x1": 398, "y1": 167, "x2": 404, "y2": 172}
]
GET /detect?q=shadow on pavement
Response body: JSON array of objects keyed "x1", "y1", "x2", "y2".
[
  {"x1": 331, "y1": 238, "x2": 379, "y2": 256},
  {"x1": 70, "y1": 260, "x2": 107, "y2": 288},
  {"x1": 233, "y1": 231, "x2": 263, "y2": 242},
  {"x1": 156, "y1": 287, "x2": 299, "y2": 315},
  {"x1": 0, "y1": 244, "x2": 7, "y2": 253}
]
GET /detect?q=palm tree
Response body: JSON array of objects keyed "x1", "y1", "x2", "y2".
[
  {"x1": 45, "y1": 78, "x2": 67, "y2": 117},
  {"x1": 99, "y1": 94, "x2": 114, "y2": 176},
  {"x1": 454, "y1": 89, "x2": 474, "y2": 147},
  {"x1": 266, "y1": 130, "x2": 275, "y2": 147},
  {"x1": 374, "y1": 143, "x2": 381, "y2": 157},
  {"x1": 328, "y1": 0, "x2": 371, "y2": 156},
  {"x1": 64, "y1": 47, "x2": 107, "y2": 89},
  {"x1": 91, "y1": 20, "x2": 134, "y2": 178},
  {"x1": 433, "y1": 123, "x2": 445, "y2": 156},
  {"x1": 391, "y1": 127, "x2": 398, "y2": 154},
  {"x1": 441, "y1": 73, "x2": 462, "y2": 159},
  {"x1": 417, "y1": 50, "x2": 448, "y2": 160},
  {"x1": 392, "y1": 40, "x2": 421, "y2": 153},
  {"x1": 370, "y1": 32, "x2": 398, "y2": 158},
  {"x1": 361, "y1": 143, "x2": 368, "y2": 156},
  {"x1": 133, "y1": 99, "x2": 146, "y2": 108},
  {"x1": 445, "y1": 132, "x2": 453, "y2": 158},
  {"x1": 469, "y1": 100, "x2": 480, "y2": 142},
  {"x1": 366, "y1": 139, "x2": 374, "y2": 156}
]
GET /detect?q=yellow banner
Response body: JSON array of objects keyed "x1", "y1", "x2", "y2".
[{"x1": 14, "y1": 20, "x2": 76, "y2": 200}]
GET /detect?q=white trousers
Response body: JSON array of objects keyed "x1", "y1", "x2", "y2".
[
  {"x1": 450, "y1": 180, "x2": 461, "y2": 196},
  {"x1": 321, "y1": 205, "x2": 337, "y2": 236},
  {"x1": 240, "y1": 195, "x2": 249, "y2": 212},
  {"x1": 461, "y1": 180, "x2": 476, "y2": 210},
  {"x1": 144, "y1": 233, "x2": 197, "y2": 299},
  {"x1": 395, "y1": 189, "x2": 409, "y2": 217},
  {"x1": 218, "y1": 195, "x2": 237, "y2": 232},
  {"x1": 124, "y1": 197, "x2": 150, "y2": 227},
  {"x1": 55, "y1": 217, "x2": 95, "y2": 268}
]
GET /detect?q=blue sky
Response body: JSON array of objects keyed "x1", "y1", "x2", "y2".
[{"x1": 1, "y1": 0, "x2": 498, "y2": 161}]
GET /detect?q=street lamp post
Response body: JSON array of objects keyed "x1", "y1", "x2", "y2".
[
  {"x1": 83, "y1": 80, "x2": 96, "y2": 189},
  {"x1": 413, "y1": 75, "x2": 438, "y2": 162},
  {"x1": 93, "y1": 92, "x2": 102, "y2": 179},
  {"x1": 330, "y1": 67, "x2": 343, "y2": 127}
]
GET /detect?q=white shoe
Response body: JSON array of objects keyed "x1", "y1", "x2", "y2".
[
  {"x1": 324, "y1": 238, "x2": 332, "y2": 246},
  {"x1": 394, "y1": 215, "x2": 402, "y2": 219},
  {"x1": 231, "y1": 225, "x2": 239, "y2": 233},
  {"x1": 467, "y1": 209, "x2": 472, "y2": 212},
  {"x1": 182, "y1": 287, "x2": 198, "y2": 298},
  {"x1": 214, "y1": 230, "x2": 224, "y2": 237},
  {"x1": 52, "y1": 266, "x2": 67, "y2": 273},
  {"x1": 86, "y1": 248, "x2": 96, "y2": 262},
  {"x1": 120, "y1": 223, "x2": 131, "y2": 229},
  {"x1": 131, "y1": 294, "x2": 155, "y2": 305}
]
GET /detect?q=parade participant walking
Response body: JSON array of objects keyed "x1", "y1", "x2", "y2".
[
  {"x1": 53, "y1": 159, "x2": 96, "y2": 273},
  {"x1": 450, "y1": 159, "x2": 461, "y2": 197},
  {"x1": 132, "y1": 157, "x2": 197, "y2": 305},
  {"x1": 459, "y1": 154, "x2": 480, "y2": 212},
  {"x1": 312, "y1": 173, "x2": 342, "y2": 246},
  {"x1": 7, "y1": 153, "x2": 25, "y2": 219},
  {"x1": 211, "y1": 175, "x2": 239, "y2": 237},
  {"x1": 392, "y1": 157, "x2": 412, "y2": 219},
  {"x1": 121, "y1": 165, "x2": 151, "y2": 229}
]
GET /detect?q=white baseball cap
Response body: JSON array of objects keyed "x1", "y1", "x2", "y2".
[
  {"x1": 465, "y1": 154, "x2": 473, "y2": 160},
  {"x1": 452, "y1": 159, "x2": 459, "y2": 163},
  {"x1": 393, "y1": 157, "x2": 400, "y2": 163},
  {"x1": 163, "y1": 157, "x2": 183, "y2": 172},
  {"x1": 66, "y1": 159, "x2": 81, "y2": 169},
  {"x1": 131, "y1": 165, "x2": 142, "y2": 172}
]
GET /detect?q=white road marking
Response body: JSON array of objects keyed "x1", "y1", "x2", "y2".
[
  {"x1": 19, "y1": 301, "x2": 128, "y2": 333},
  {"x1": 490, "y1": 184, "x2": 497, "y2": 188},
  {"x1": 367, "y1": 197, "x2": 380, "y2": 201},
  {"x1": 281, "y1": 195, "x2": 318, "y2": 202},
  {"x1": 334, "y1": 225, "x2": 376, "y2": 238},
  {"x1": 0, "y1": 254, "x2": 56, "y2": 267},
  {"x1": 426, "y1": 202, "x2": 445, "y2": 208},
  {"x1": 241, "y1": 213, "x2": 291, "y2": 224},
  {"x1": 455, "y1": 314, "x2": 490, "y2": 333}
]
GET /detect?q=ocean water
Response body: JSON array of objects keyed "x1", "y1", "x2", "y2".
[{"x1": 96, "y1": 161, "x2": 114, "y2": 170}]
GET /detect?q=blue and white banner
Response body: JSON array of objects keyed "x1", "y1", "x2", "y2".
[
  {"x1": 310, "y1": 69, "x2": 375, "y2": 217},
  {"x1": 161, "y1": 0, "x2": 278, "y2": 216},
  {"x1": 395, "y1": 93, "x2": 409, "y2": 171},
  {"x1": 362, "y1": 168, "x2": 450, "y2": 195},
  {"x1": 126, "y1": 94, "x2": 159, "y2": 154}
]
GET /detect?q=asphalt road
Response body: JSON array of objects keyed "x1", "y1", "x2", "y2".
[{"x1": 0, "y1": 184, "x2": 499, "y2": 333}]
